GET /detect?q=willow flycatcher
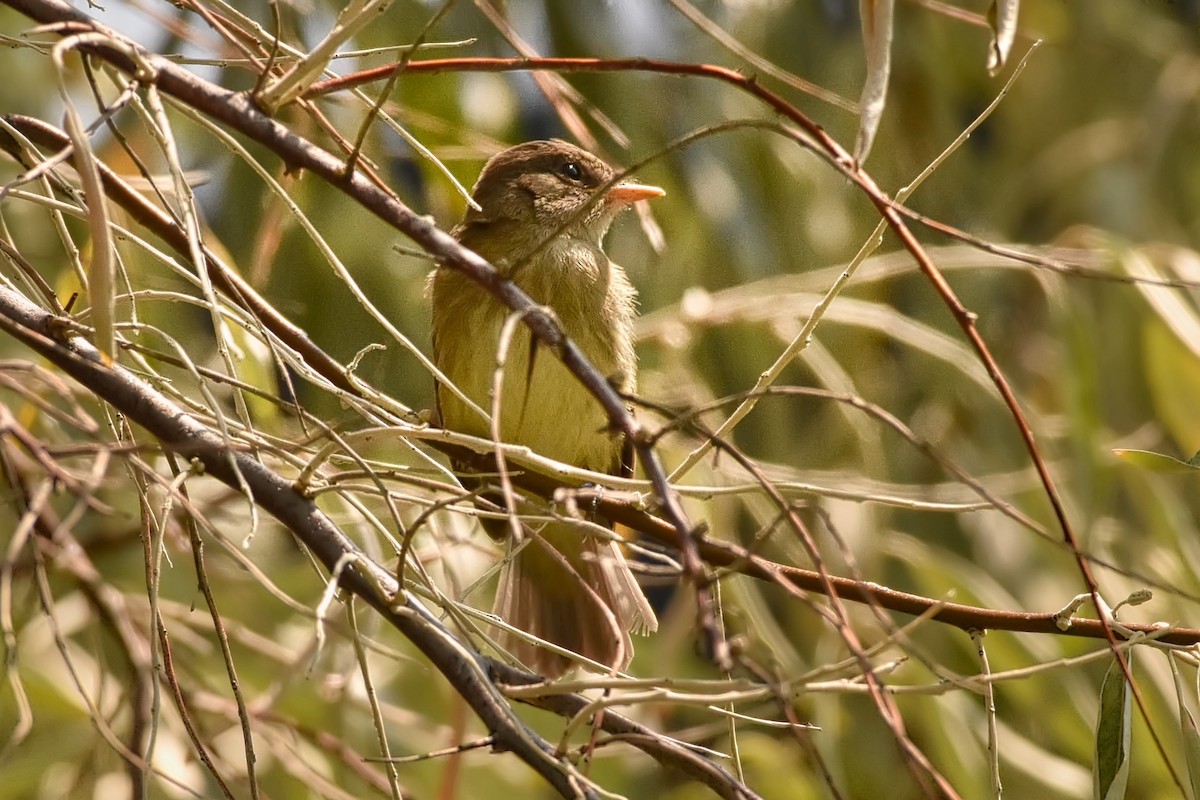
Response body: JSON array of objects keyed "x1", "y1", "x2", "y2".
[{"x1": 430, "y1": 140, "x2": 662, "y2": 677}]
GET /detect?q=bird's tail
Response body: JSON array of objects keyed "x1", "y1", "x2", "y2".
[{"x1": 493, "y1": 523, "x2": 658, "y2": 678}]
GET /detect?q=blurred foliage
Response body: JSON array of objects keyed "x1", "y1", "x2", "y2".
[{"x1": 3, "y1": 0, "x2": 1200, "y2": 798}]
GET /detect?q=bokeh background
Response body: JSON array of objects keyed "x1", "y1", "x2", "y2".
[{"x1": 3, "y1": 1, "x2": 1200, "y2": 798}]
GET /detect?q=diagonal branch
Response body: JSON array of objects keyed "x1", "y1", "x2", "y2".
[
  {"x1": 439, "y1": 446, "x2": 1200, "y2": 641},
  {"x1": 0, "y1": 281, "x2": 598, "y2": 799},
  {"x1": 0, "y1": 279, "x2": 766, "y2": 800}
]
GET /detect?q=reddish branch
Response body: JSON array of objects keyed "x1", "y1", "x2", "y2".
[
  {"x1": 485, "y1": 455, "x2": 1200, "y2": 646},
  {"x1": 307, "y1": 53, "x2": 1098, "y2": 797}
]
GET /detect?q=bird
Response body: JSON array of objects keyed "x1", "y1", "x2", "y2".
[{"x1": 429, "y1": 139, "x2": 663, "y2": 677}]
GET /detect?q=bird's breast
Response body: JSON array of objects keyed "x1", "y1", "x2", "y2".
[{"x1": 432, "y1": 248, "x2": 637, "y2": 473}]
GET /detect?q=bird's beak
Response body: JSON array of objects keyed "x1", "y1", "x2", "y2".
[{"x1": 607, "y1": 181, "x2": 665, "y2": 205}]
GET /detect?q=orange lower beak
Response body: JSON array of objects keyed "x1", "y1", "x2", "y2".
[{"x1": 608, "y1": 181, "x2": 665, "y2": 204}]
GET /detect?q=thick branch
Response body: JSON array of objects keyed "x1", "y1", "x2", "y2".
[
  {"x1": 489, "y1": 662, "x2": 762, "y2": 800},
  {"x1": 0, "y1": 281, "x2": 595, "y2": 799}
]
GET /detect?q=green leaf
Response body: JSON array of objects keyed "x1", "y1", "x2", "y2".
[
  {"x1": 1094, "y1": 656, "x2": 1133, "y2": 800},
  {"x1": 1167, "y1": 654, "x2": 1200, "y2": 800},
  {"x1": 1142, "y1": 319, "x2": 1200, "y2": 452},
  {"x1": 1112, "y1": 448, "x2": 1200, "y2": 472}
]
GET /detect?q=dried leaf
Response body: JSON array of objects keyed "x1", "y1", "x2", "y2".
[
  {"x1": 987, "y1": 0, "x2": 1020, "y2": 76},
  {"x1": 856, "y1": 0, "x2": 894, "y2": 162}
]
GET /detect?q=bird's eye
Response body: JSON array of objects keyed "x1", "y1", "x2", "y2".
[{"x1": 560, "y1": 161, "x2": 583, "y2": 182}]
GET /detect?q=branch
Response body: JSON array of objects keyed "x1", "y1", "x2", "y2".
[{"x1": 489, "y1": 662, "x2": 763, "y2": 800}]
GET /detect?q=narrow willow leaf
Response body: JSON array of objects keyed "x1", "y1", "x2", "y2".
[
  {"x1": 1167, "y1": 654, "x2": 1200, "y2": 800},
  {"x1": 1094, "y1": 657, "x2": 1132, "y2": 800},
  {"x1": 259, "y1": 0, "x2": 396, "y2": 111},
  {"x1": 54, "y1": 46, "x2": 115, "y2": 362},
  {"x1": 1141, "y1": 320, "x2": 1200, "y2": 448},
  {"x1": 1112, "y1": 449, "x2": 1200, "y2": 473},
  {"x1": 987, "y1": 0, "x2": 1020, "y2": 75},
  {"x1": 1183, "y1": 710, "x2": 1200, "y2": 800},
  {"x1": 1127, "y1": 246, "x2": 1200, "y2": 448},
  {"x1": 1171, "y1": 690, "x2": 1200, "y2": 796},
  {"x1": 856, "y1": 0, "x2": 894, "y2": 162}
]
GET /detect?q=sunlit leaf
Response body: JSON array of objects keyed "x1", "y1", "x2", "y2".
[
  {"x1": 59, "y1": 71, "x2": 115, "y2": 363},
  {"x1": 1141, "y1": 319, "x2": 1200, "y2": 450},
  {"x1": 1127, "y1": 247, "x2": 1200, "y2": 450},
  {"x1": 1112, "y1": 449, "x2": 1200, "y2": 472}
]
